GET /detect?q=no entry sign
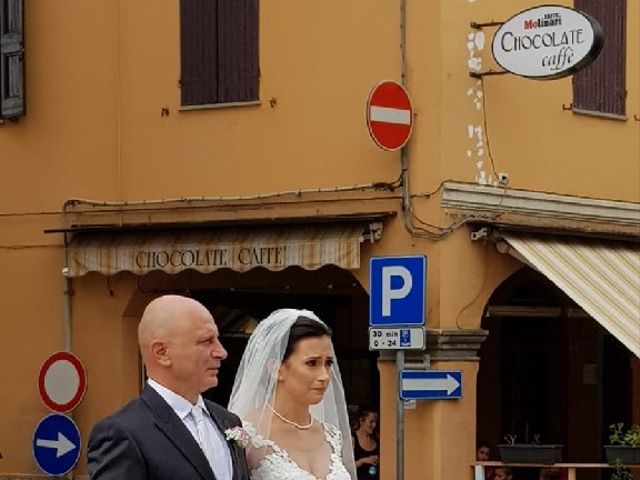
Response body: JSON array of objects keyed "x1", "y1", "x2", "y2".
[
  {"x1": 38, "y1": 351, "x2": 87, "y2": 413},
  {"x1": 366, "y1": 80, "x2": 413, "y2": 151}
]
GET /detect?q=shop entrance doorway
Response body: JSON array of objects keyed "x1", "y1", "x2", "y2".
[
  {"x1": 178, "y1": 265, "x2": 380, "y2": 415},
  {"x1": 477, "y1": 267, "x2": 636, "y2": 480}
]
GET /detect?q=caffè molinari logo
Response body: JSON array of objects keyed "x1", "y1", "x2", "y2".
[{"x1": 492, "y1": 5, "x2": 603, "y2": 79}]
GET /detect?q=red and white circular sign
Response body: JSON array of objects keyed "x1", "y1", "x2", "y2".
[
  {"x1": 38, "y1": 351, "x2": 87, "y2": 413},
  {"x1": 366, "y1": 80, "x2": 413, "y2": 151}
]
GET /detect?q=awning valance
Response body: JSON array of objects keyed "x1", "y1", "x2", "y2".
[
  {"x1": 501, "y1": 233, "x2": 640, "y2": 358},
  {"x1": 66, "y1": 222, "x2": 382, "y2": 277}
]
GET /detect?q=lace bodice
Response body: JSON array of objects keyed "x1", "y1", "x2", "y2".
[{"x1": 243, "y1": 420, "x2": 351, "y2": 480}]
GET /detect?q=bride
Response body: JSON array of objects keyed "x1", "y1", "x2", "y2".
[{"x1": 228, "y1": 309, "x2": 356, "y2": 480}]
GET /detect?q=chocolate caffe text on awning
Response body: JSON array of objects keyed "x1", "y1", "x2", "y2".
[{"x1": 65, "y1": 223, "x2": 382, "y2": 277}]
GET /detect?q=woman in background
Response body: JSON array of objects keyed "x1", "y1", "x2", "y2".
[
  {"x1": 476, "y1": 440, "x2": 493, "y2": 479},
  {"x1": 352, "y1": 406, "x2": 379, "y2": 480},
  {"x1": 476, "y1": 440, "x2": 491, "y2": 462}
]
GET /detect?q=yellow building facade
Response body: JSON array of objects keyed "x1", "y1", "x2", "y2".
[{"x1": 0, "y1": 0, "x2": 638, "y2": 479}]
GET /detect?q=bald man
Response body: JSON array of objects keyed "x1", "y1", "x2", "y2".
[{"x1": 88, "y1": 295, "x2": 249, "y2": 480}]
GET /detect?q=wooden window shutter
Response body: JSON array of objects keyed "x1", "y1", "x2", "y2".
[
  {"x1": 0, "y1": 0, "x2": 25, "y2": 119},
  {"x1": 573, "y1": 0, "x2": 626, "y2": 116},
  {"x1": 218, "y1": 0, "x2": 258, "y2": 103},
  {"x1": 180, "y1": 0, "x2": 219, "y2": 106},
  {"x1": 180, "y1": 0, "x2": 258, "y2": 106}
]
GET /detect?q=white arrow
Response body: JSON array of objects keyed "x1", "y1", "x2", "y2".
[
  {"x1": 36, "y1": 432, "x2": 76, "y2": 457},
  {"x1": 402, "y1": 374, "x2": 460, "y2": 395}
]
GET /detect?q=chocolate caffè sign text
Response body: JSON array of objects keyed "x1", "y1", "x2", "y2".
[
  {"x1": 492, "y1": 5, "x2": 603, "y2": 79},
  {"x1": 134, "y1": 245, "x2": 287, "y2": 271}
]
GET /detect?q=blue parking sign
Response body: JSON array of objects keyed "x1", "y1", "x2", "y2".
[
  {"x1": 370, "y1": 255, "x2": 426, "y2": 326},
  {"x1": 32, "y1": 413, "x2": 81, "y2": 476}
]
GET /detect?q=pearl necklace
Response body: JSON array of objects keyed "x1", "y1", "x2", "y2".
[{"x1": 267, "y1": 404, "x2": 314, "y2": 430}]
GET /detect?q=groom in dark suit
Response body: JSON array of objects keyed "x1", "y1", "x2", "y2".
[{"x1": 88, "y1": 295, "x2": 250, "y2": 480}]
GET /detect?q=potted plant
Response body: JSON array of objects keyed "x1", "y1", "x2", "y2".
[
  {"x1": 498, "y1": 433, "x2": 563, "y2": 464},
  {"x1": 605, "y1": 423, "x2": 640, "y2": 465},
  {"x1": 610, "y1": 459, "x2": 632, "y2": 480}
]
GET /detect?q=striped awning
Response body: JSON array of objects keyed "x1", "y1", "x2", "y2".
[
  {"x1": 502, "y1": 233, "x2": 640, "y2": 358},
  {"x1": 66, "y1": 223, "x2": 381, "y2": 277}
]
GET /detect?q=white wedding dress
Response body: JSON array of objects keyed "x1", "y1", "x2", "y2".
[{"x1": 243, "y1": 421, "x2": 352, "y2": 480}]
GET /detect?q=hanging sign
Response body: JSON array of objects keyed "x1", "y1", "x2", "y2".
[{"x1": 491, "y1": 5, "x2": 603, "y2": 80}]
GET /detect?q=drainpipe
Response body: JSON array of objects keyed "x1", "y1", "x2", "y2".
[
  {"x1": 62, "y1": 200, "x2": 75, "y2": 480},
  {"x1": 62, "y1": 260, "x2": 73, "y2": 352},
  {"x1": 62, "y1": 200, "x2": 74, "y2": 352},
  {"x1": 63, "y1": 275, "x2": 73, "y2": 351},
  {"x1": 399, "y1": 0, "x2": 411, "y2": 231},
  {"x1": 397, "y1": 6, "x2": 407, "y2": 480}
]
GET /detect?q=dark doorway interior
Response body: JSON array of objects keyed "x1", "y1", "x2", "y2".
[
  {"x1": 477, "y1": 268, "x2": 635, "y2": 480},
  {"x1": 189, "y1": 266, "x2": 379, "y2": 414}
]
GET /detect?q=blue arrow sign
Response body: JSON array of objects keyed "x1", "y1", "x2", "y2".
[
  {"x1": 32, "y1": 413, "x2": 81, "y2": 476},
  {"x1": 400, "y1": 370, "x2": 462, "y2": 400}
]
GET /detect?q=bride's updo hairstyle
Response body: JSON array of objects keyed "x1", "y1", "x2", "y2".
[{"x1": 283, "y1": 316, "x2": 333, "y2": 361}]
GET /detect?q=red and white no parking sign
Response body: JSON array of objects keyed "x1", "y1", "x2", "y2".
[
  {"x1": 366, "y1": 80, "x2": 413, "y2": 151},
  {"x1": 38, "y1": 351, "x2": 87, "y2": 413}
]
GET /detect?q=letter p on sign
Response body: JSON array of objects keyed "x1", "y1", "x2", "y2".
[
  {"x1": 369, "y1": 255, "x2": 426, "y2": 326},
  {"x1": 382, "y1": 266, "x2": 412, "y2": 316}
]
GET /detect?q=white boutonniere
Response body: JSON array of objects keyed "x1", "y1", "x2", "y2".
[{"x1": 224, "y1": 426, "x2": 250, "y2": 448}]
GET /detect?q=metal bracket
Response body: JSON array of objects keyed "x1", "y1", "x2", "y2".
[
  {"x1": 364, "y1": 222, "x2": 383, "y2": 243},
  {"x1": 404, "y1": 354, "x2": 431, "y2": 370},
  {"x1": 470, "y1": 21, "x2": 504, "y2": 29},
  {"x1": 469, "y1": 70, "x2": 508, "y2": 79},
  {"x1": 468, "y1": 20, "x2": 508, "y2": 79},
  {"x1": 470, "y1": 227, "x2": 490, "y2": 241}
]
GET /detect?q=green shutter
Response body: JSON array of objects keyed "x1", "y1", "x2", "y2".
[{"x1": 0, "y1": 0, "x2": 25, "y2": 119}]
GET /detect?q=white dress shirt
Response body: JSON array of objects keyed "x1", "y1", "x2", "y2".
[{"x1": 147, "y1": 379, "x2": 232, "y2": 480}]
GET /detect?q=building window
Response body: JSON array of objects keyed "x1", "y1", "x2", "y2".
[
  {"x1": 0, "y1": 0, "x2": 25, "y2": 119},
  {"x1": 573, "y1": 0, "x2": 626, "y2": 117},
  {"x1": 179, "y1": 0, "x2": 259, "y2": 107}
]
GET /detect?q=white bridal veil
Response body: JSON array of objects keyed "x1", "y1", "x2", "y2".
[{"x1": 228, "y1": 308, "x2": 356, "y2": 479}]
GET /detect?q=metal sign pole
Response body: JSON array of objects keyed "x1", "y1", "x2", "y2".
[
  {"x1": 368, "y1": 255, "x2": 426, "y2": 480},
  {"x1": 396, "y1": 349, "x2": 405, "y2": 480}
]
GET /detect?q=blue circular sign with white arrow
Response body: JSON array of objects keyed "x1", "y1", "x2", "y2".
[{"x1": 32, "y1": 413, "x2": 81, "y2": 476}]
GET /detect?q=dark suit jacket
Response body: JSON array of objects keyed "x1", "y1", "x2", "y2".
[{"x1": 87, "y1": 385, "x2": 250, "y2": 480}]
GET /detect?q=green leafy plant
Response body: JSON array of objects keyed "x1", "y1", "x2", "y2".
[
  {"x1": 609, "y1": 423, "x2": 640, "y2": 447},
  {"x1": 503, "y1": 433, "x2": 542, "y2": 445},
  {"x1": 610, "y1": 459, "x2": 632, "y2": 480}
]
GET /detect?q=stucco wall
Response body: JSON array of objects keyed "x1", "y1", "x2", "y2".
[{"x1": 0, "y1": 0, "x2": 637, "y2": 477}]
